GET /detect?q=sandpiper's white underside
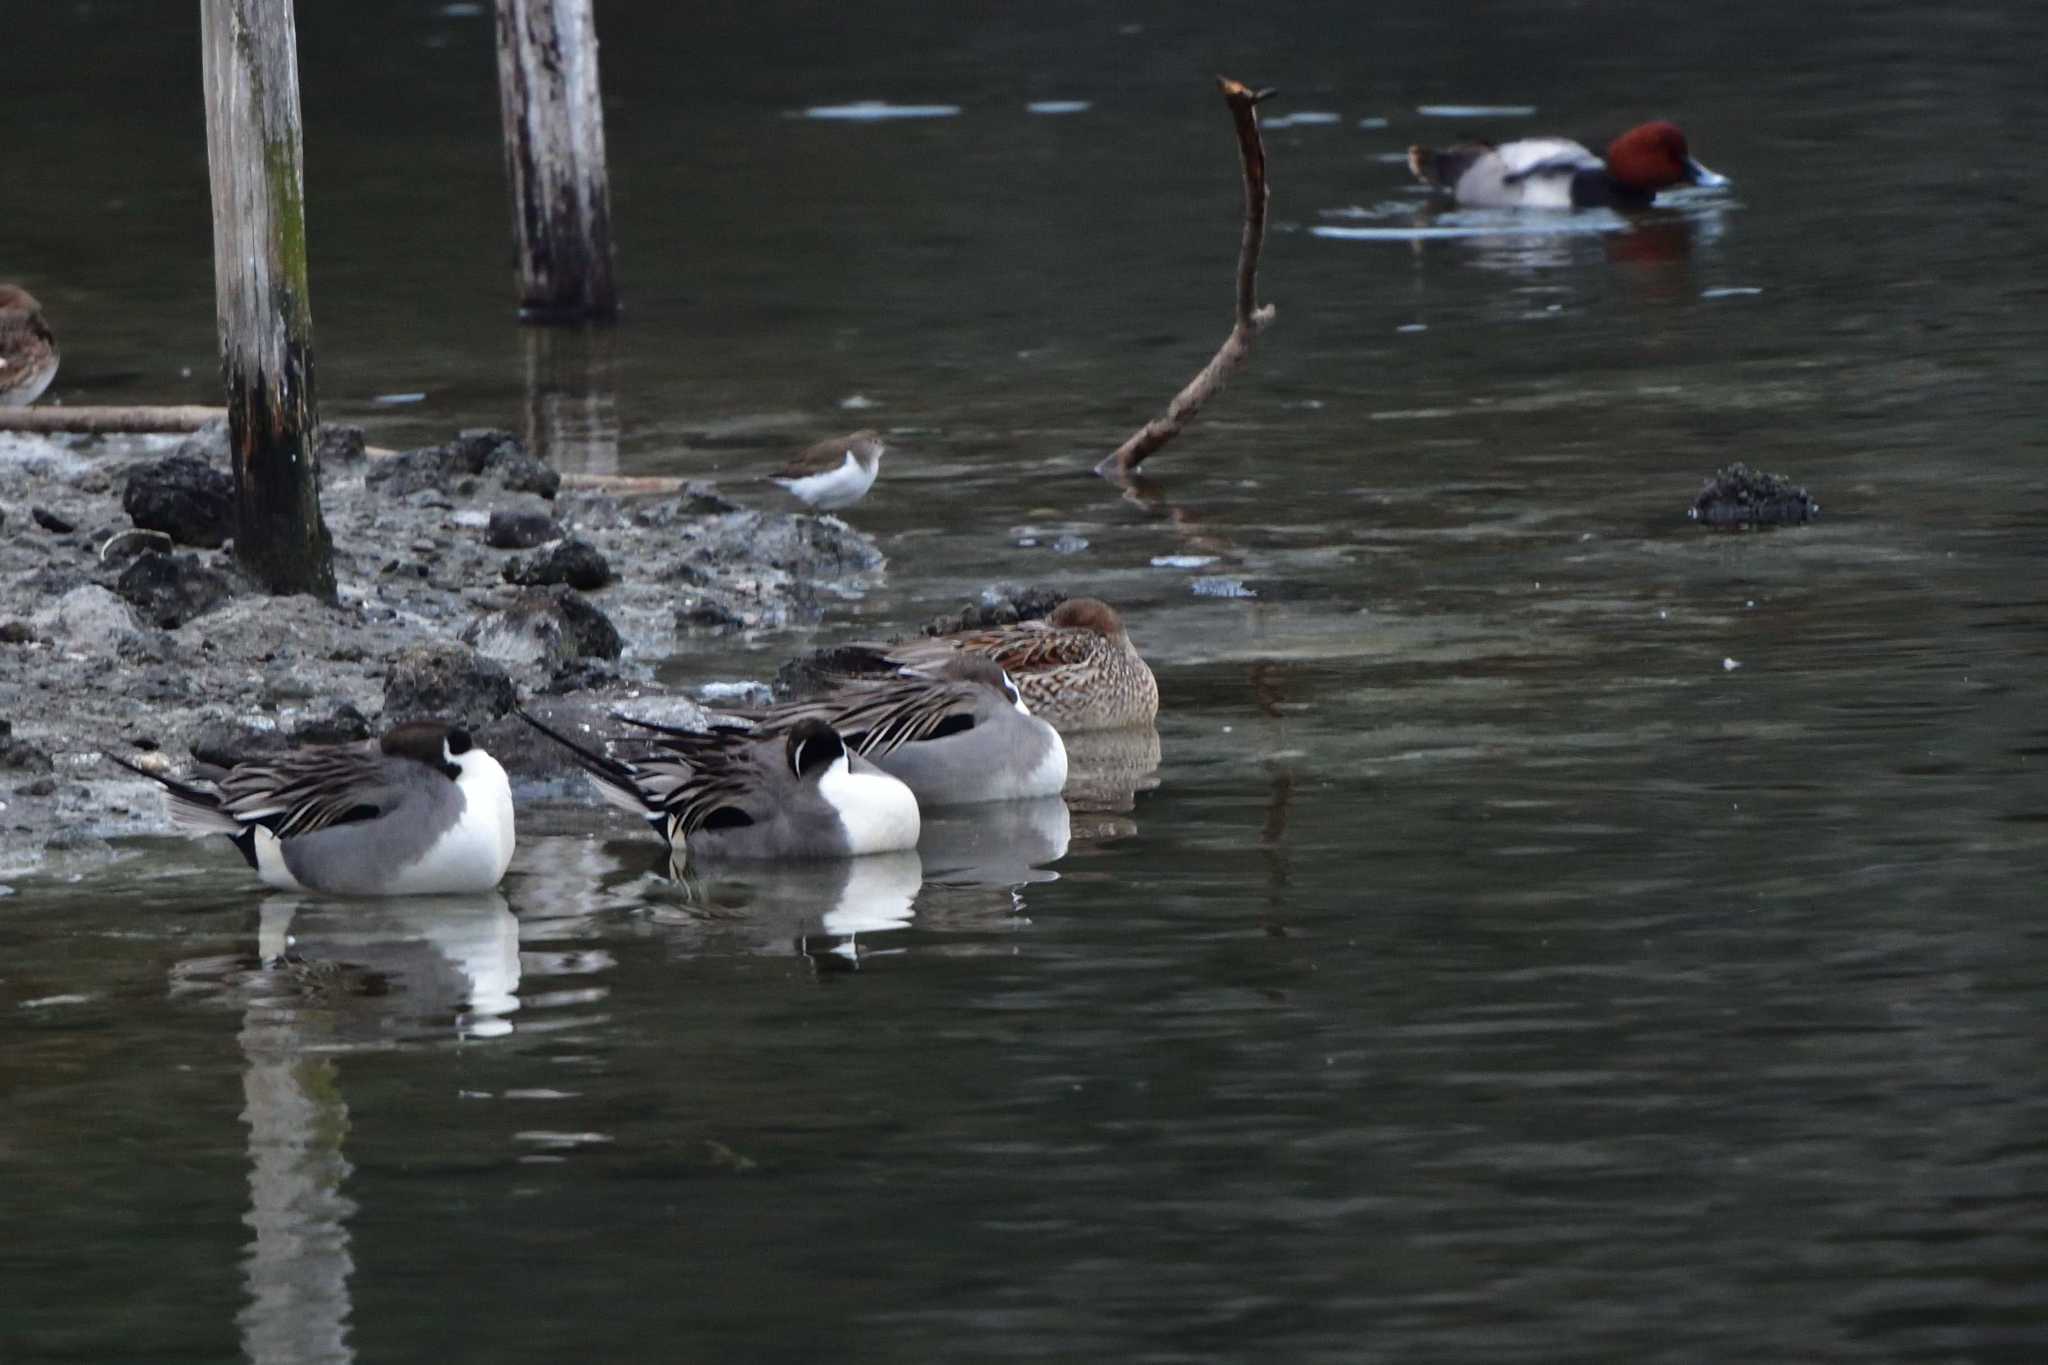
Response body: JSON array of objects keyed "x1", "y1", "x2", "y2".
[{"x1": 773, "y1": 450, "x2": 878, "y2": 510}]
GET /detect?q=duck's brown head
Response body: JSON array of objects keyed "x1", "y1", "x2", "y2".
[
  {"x1": 1605, "y1": 122, "x2": 1699, "y2": 192},
  {"x1": 1047, "y1": 596, "x2": 1126, "y2": 641}
]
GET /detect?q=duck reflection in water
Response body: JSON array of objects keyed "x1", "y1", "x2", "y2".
[
  {"x1": 229, "y1": 892, "x2": 521, "y2": 1365},
  {"x1": 645, "y1": 849, "x2": 926, "y2": 970}
]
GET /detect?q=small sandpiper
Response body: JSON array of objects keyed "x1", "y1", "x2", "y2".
[
  {"x1": 766, "y1": 430, "x2": 886, "y2": 511},
  {"x1": 0, "y1": 285, "x2": 60, "y2": 408},
  {"x1": 110, "y1": 721, "x2": 517, "y2": 897}
]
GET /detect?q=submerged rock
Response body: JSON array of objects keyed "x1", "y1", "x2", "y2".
[
  {"x1": 122, "y1": 453, "x2": 236, "y2": 548},
  {"x1": 463, "y1": 585, "x2": 622, "y2": 670},
  {"x1": 1690, "y1": 463, "x2": 1819, "y2": 528},
  {"x1": 31, "y1": 506, "x2": 76, "y2": 535},
  {"x1": 382, "y1": 642, "x2": 518, "y2": 727},
  {"x1": 504, "y1": 537, "x2": 613, "y2": 590},
  {"x1": 115, "y1": 551, "x2": 235, "y2": 629}
]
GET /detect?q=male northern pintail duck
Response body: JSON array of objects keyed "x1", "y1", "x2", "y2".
[
  {"x1": 110, "y1": 721, "x2": 515, "y2": 896},
  {"x1": 0, "y1": 285, "x2": 60, "y2": 407},
  {"x1": 519, "y1": 709, "x2": 920, "y2": 862},
  {"x1": 767, "y1": 430, "x2": 886, "y2": 511},
  {"x1": 667, "y1": 656, "x2": 1068, "y2": 807},
  {"x1": 1408, "y1": 121, "x2": 1729, "y2": 210},
  {"x1": 806, "y1": 597, "x2": 1158, "y2": 734}
]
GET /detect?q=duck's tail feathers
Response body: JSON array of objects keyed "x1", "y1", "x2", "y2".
[
  {"x1": 515, "y1": 708, "x2": 654, "y2": 822},
  {"x1": 1408, "y1": 143, "x2": 1489, "y2": 190},
  {"x1": 105, "y1": 754, "x2": 244, "y2": 837}
]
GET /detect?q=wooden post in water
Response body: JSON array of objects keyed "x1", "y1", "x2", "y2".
[
  {"x1": 493, "y1": 0, "x2": 619, "y2": 323},
  {"x1": 199, "y1": 0, "x2": 336, "y2": 600}
]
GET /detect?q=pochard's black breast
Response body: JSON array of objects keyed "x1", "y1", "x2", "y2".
[{"x1": 1570, "y1": 170, "x2": 1655, "y2": 210}]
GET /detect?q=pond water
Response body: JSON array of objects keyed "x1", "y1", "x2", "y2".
[{"x1": 6, "y1": 1, "x2": 2048, "y2": 1360}]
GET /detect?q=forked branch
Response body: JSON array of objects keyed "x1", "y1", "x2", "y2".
[{"x1": 1096, "y1": 75, "x2": 1277, "y2": 482}]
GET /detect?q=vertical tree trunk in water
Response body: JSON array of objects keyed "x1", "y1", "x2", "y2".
[
  {"x1": 493, "y1": 0, "x2": 619, "y2": 323},
  {"x1": 199, "y1": 0, "x2": 336, "y2": 600}
]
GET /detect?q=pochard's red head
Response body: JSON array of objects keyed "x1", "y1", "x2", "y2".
[{"x1": 1605, "y1": 121, "x2": 1729, "y2": 193}]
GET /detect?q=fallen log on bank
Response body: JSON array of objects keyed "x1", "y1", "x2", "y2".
[
  {"x1": 0, "y1": 406, "x2": 227, "y2": 435},
  {"x1": 1097, "y1": 76, "x2": 1278, "y2": 483}
]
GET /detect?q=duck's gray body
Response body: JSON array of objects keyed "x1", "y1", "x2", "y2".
[
  {"x1": 518, "y1": 709, "x2": 921, "y2": 864},
  {"x1": 721, "y1": 656, "x2": 1068, "y2": 807},
  {"x1": 115, "y1": 722, "x2": 517, "y2": 897}
]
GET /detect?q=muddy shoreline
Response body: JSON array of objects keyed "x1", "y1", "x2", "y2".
[{"x1": 0, "y1": 423, "x2": 887, "y2": 878}]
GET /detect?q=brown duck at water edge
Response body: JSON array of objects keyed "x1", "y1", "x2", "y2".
[
  {"x1": 0, "y1": 285, "x2": 59, "y2": 407},
  {"x1": 792, "y1": 597, "x2": 1159, "y2": 734}
]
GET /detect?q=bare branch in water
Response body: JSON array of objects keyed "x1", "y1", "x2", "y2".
[{"x1": 1096, "y1": 76, "x2": 1278, "y2": 483}]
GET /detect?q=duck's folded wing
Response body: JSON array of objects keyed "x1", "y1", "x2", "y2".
[
  {"x1": 1497, "y1": 139, "x2": 1603, "y2": 185},
  {"x1": 739, "y1": 681, "x2": 978, "y2": 759},
  {"x1": 213, "y1": 745, "x2": 421, "y2": 838},
  {"x1": 976, "y1": 625, "x2": 1100, "y2": 674}
]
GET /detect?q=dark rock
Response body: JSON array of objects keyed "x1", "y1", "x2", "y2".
[
  {"x1": 123, "y1": 454, "x2": 236, "y2": 548},
  {"x1": 923, "y1": 585, "x2": 1067, "y2": 636},
  {"x1": 366, "y1": 428, "x2": 561, "y2": 501},
  {"x1": 504, "y1": 538, "x2": 613, "y2": 590},
  {"x1": 1690, "y1": 463, "x2": 1819, "y2": 528},
  {"x1": 290, "y1": 703, "x2": 373, "y2": 747},
  {"x1": 31, "y1": 506, "x2": 76, "y2": 534},
  {"x1": 463, "y1": 586, "x2": 622, "y2": 670},
  {"x1": 313, "y1": 424, "x2": 367, "y2": 469},
  {"x1": 174, "y1": 417, "x2": 231, "y2": 466},
  {"x1": 0, "y1": 725, "x2": 54, "y2": 773},
  {"x1": 680, "y1": 509, "x2": 883, "y2": 578},
  {"x1": 0, "y1": 621, "x2": 32, "y2": 644},
  {"x1": 632, "y1": 483, "x2": 742, "y2": 526},
  {"x1": 190, "y1": 721, "x2": 291, "y2": 770},
  {"x1": 457, "y1": 429, "x2": 561, "y2": 498},
  {"x1": 775, "y1": 642, "x2": 898, "y2": 699},
  {"x1": 485, "y1": 509, "x2": 563, "y2": 550},
  {"x1": 114, "y1": 551, "x2": 235, "y2": 629},
  {"x1": 22, "y1": 776, "x2": 58, "y2": 797},
  {"x1": 382, "y1": 643, "x2": 518, "y2": 727},
  {"x1": 541, "y1": 657, "x2": 623, "y2": 695},
  {"x1": 116, "y1": 630, "x2": 179, "y2": 665},
  {"x1": 677, "y1": 597, "x2": 747, "y2": 632}
]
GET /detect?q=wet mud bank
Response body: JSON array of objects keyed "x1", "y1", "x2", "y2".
[{"x1": 0, "y1": 423, "x2": 883, "y2": 875}]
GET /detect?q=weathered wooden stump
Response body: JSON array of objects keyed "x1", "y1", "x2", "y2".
[
  {"x1": 199, "y1": 0, "x2": 336, "y2": 600},
  {"x1": 494, "y1": 0, "x2": 619, "y2": 323}
]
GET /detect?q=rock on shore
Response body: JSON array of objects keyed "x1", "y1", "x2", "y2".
[{"x1": 0, "y1": 424, "x2": 884, "y2": 874}]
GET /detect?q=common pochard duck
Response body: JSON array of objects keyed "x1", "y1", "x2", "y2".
[{"x1": 1407, "y1": 121, "x2": 1728, "y2": 210}]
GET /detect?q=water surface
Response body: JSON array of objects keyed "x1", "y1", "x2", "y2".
[{"x1": 6, "y1": 1, "x2": 2048, "y2": 1360}]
